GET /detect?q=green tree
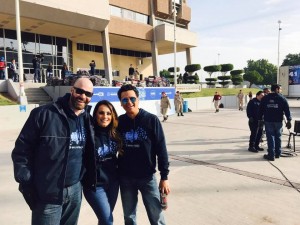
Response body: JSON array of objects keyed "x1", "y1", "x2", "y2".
[
  {"x1": 203, "y1": 65, "x2": 221, "y2": 77},
  {"x1": 184, "y1": 64, "x2": 201, "y2": 84},
  {"x1": 243, "y1": 70, "x2": 263, "y2": 87},
  {"x1": 203, "y1": 65, "x2": 221, "y2": 87},
  {"x1": 218, "y1": 64, "x2": 233, "y2": 87},
  {"x1": 160, "y1": 69, "x2": 170, "y2": 77},
  {"x1": 230, "y1": 70, "x2": 244, "y2": 86},
  {"x1": 282, "y1": 53, "x2": 300, "y2": 66},
  {"x1": 244, "y1": 59, "x2": 276, "y2": 85},
  {"x1": 220, "y1": 64, "x2": 234, "y2": 76}
]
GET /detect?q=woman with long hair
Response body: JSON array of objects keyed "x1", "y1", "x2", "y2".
[{"x1": 83, "y1": 100, "x2": 122, "y2": 225}]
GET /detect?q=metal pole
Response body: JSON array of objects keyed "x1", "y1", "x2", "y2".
[
  {"x1": 173, "y1": 0, "x2": 177, "y2": 87},
  {"x1": 15, "y1": 0, "x2": 27, "y2": 104},
  {"x1": 277, "y1": 20, "x2": 282, "y2": 84}
]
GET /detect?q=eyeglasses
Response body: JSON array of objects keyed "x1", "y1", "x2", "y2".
[
  {"x1": 121, "y1": 97, "x2": 137, "y2": 105},
  {"x1": 73, "y1": 87, "x2": 93, "y2": 97}
]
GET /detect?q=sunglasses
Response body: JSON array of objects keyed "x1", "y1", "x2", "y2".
[
  {"x1": 121, "y1": 97, "x2": 137, "y2": 105},
  {"x1": 73, "y1": 87, "x2": 93, "y2": 97}
]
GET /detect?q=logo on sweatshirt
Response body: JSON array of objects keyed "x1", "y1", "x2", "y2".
[
  {"x1": 124, "y1": 127, "x2": 147, "y2": 143},
  {"x1": 97, "y1": 141, "x2": 117, "y2": 157}
]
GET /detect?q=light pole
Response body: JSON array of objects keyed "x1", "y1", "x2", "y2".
[
  {"x1": 217, "y1": 53, "x2": 220, "y2": 64},
  {"x1": 277, "y1": 20, "x2": 282, "y2": 83},
  {"x1": 173, "y1": 0, "x2": 177, "y2": 87},
  {"x1": 15, "y1": 0, "x2": 27, "y2": 104}
]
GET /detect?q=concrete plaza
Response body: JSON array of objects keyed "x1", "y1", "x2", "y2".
[{"x1": 1, "y1": 100, "x2": 300, "y2": 225}]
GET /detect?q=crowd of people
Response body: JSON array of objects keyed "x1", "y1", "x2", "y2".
[{"x1": 246, "y1": 85, "x2": 292, "y2": 161}]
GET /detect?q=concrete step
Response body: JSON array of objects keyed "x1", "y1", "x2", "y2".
[{"x1": 25, "y1": 87, "x2": 52, "y2": 105}]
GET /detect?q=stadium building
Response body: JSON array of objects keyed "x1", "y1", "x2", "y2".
[{"x1": 0, "y1": 0, "x2": 197, "y2": 83}]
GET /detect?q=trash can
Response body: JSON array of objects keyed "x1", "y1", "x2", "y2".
[{"x1": 183, "y1": 100, "x2": 188, "y2": 113}]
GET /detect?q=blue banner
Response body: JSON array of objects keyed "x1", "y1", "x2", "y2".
[
  {"x1": 91, "y1": 87, "x2": 175, "y2": 103},
  {"x1": 289, "y1": 65, "x2": 300, "y2": 85}
]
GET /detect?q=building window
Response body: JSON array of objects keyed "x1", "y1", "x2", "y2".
[
  {"x1": 110, "y1": 5, "x2": 149, "y2": 25},
  {"x1": 76, "y1": 43, "x2": 151, "y2": 58}
]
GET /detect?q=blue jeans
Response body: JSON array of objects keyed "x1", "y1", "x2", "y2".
[
  {"x1": 120, "y1": 175, "x2": 165, "y2": 225},
  {"x1": 264, "y1": 121, "x2": 283, "y2": 158},
  {"x1": 34, "y1": 68, "x2": 40, "y2": 83},
  {"x1": 83, "y1": 179, "x2": 119, "y2": 225},
  {"x1": 32, "y1": 182, "x2": 82, "y2": 225}
]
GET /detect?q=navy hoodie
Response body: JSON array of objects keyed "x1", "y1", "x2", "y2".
[{"x1": 117, "y1": 108, "x2": 169, "y2": 180}]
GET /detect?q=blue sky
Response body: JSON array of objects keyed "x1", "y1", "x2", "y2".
[{"x1": 158, "y1": 0, "x2": 300, "y2": 79}]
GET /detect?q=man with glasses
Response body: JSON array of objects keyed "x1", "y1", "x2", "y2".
[
  {"x1": 259, "y1": 84, "x2": 292, "y2": 161},
  {"x1": 12, "y1": 78, "x2": 95, "y2": 225},
  {"x1": 117, "y1": 84, "x2": 170, "y2": 225}
]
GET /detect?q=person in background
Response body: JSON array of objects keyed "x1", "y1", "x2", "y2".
[
  {"x1": 128, "y1": 64, "x2": 135, "y2": 80},
  {"x1": 9, "y1": 59, "x2": 18, "y2": 82},
  {"x1": 32, "y1": 55, "x2": 42, "y2": 83},
  {"x1": 117, "y1": 84, "x2": 170, "y2": 225},
  {"x1": 174, "y1": 91, "x2": 184, "y2": 116},
  {"x1": 212, "y1": 91, "x2": 222, "y2": 113},
  {"x1": 160, "y1": 91, "x2": 171, "y2": 122},
  {"x1": 237, "y1": 89, "x2": 244, "y2": 111},
  {"x1": 61, "y1": 62, "x2": 68, "y2": 81},
  {"x1": 89, "y1": 60, "x2": 96, "y2": 75},
  {"x1": 246, "y1": 91, "x2": 264, "y2": 152},
  {"x1": 12, "y1": 78, "x2": 94, "y2": 225},
  {"x1": 259, "y1": 84, "x2": 292, "y2": 161},
  {"x1": 248, "y1": 91, "x2": 253, "y2": 100},
  {"x1": 0, "y1": 56, "x2": 6, "y2": 80},
  {"x1": 83, "y1": 100, "x2": 122, "y2": 225},
  {"x1": 46, "y1": 62, "x2": 53, "y2": 78},
  {"x1": 134, "y1": 67, "x2": 140, "y2": 80},
  {"x1": 263, "y1": 87, "x2": 270, "y2": 95}
]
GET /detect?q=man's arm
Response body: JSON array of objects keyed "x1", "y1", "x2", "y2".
[
  {"x1": 12, "y1": 109, "x2": 39, "y2": 184},
  {"x1": 153, "y1": 116, "x2": 170, "y2": 194}
]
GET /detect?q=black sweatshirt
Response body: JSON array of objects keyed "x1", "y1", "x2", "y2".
[{"x1": 118, "y1": 108, "x2": 169, "y2": 180}]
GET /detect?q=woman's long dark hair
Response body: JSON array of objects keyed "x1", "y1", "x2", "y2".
[{"x1": 92, "y1": 100, "x2": 123, "y2": 155}]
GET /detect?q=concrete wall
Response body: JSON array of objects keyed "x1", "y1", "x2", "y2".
[
  {"x1": 43, "y1": 86, "x2": 249, "y2": 113},
  {"x1": 184, "y1": 95, "x2": 249, "y2": 111}
]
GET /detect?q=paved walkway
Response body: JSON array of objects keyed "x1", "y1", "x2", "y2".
[{"x1": 1, "y1": 100, "x2": 300, "y2": 225}]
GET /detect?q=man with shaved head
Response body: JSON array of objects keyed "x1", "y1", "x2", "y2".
[{"x1": 12, "y1": 78, "x2": 95, "y2": 225}]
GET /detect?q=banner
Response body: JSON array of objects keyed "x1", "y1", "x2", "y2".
[
  {"x1": 289, "y1": 65, "x2": 300, "y2": 85},
  {"x1": 91, "y1": 87, "x2": 175, "y2": 103}
]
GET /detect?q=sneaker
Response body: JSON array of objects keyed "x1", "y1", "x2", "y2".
[
  {"x1": 275, "y1": 155, "x2": 280, "y2": 159},
  {"x1": 248, "y1": 147, "x2": 258, "y2": 153},
  {"x1": 263, "y1": 154, "x2": 275, "y2": 161},
  {"x1": 255, "y1": 146, "x2": 264, "y2": 151}
]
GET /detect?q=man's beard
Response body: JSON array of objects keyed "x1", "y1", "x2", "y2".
[{"x1": 70, "y1": 95, "x2": 87, "y2": 110}]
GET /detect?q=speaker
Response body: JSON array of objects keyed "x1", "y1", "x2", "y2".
[{"x1": 294, "y1": 120, "x2": 300, "y2": 133}]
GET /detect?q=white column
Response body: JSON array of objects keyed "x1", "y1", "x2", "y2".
[{"x1": 15, "y1": 0, "x2": 27, "y2": 104}]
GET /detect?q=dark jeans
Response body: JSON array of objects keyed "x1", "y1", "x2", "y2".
[
  {"x1": 120, "y1": 175, "x2": 165, "y2": 225},
  {"x1": 264, "y1": 121, "x2": 283, "y2": 158},
  {"x1": 248, "y1": 120, "x2": 263, "y2": 147},
  {"x1": 83, "y1": 178, "x2": 119, "y2": 225},
  {"x1": 34, "y1": 68, "x2": 41, "y2": 83},
  {"x1": 32, "y1": 182, "x2": 82, "y2": 225}
]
